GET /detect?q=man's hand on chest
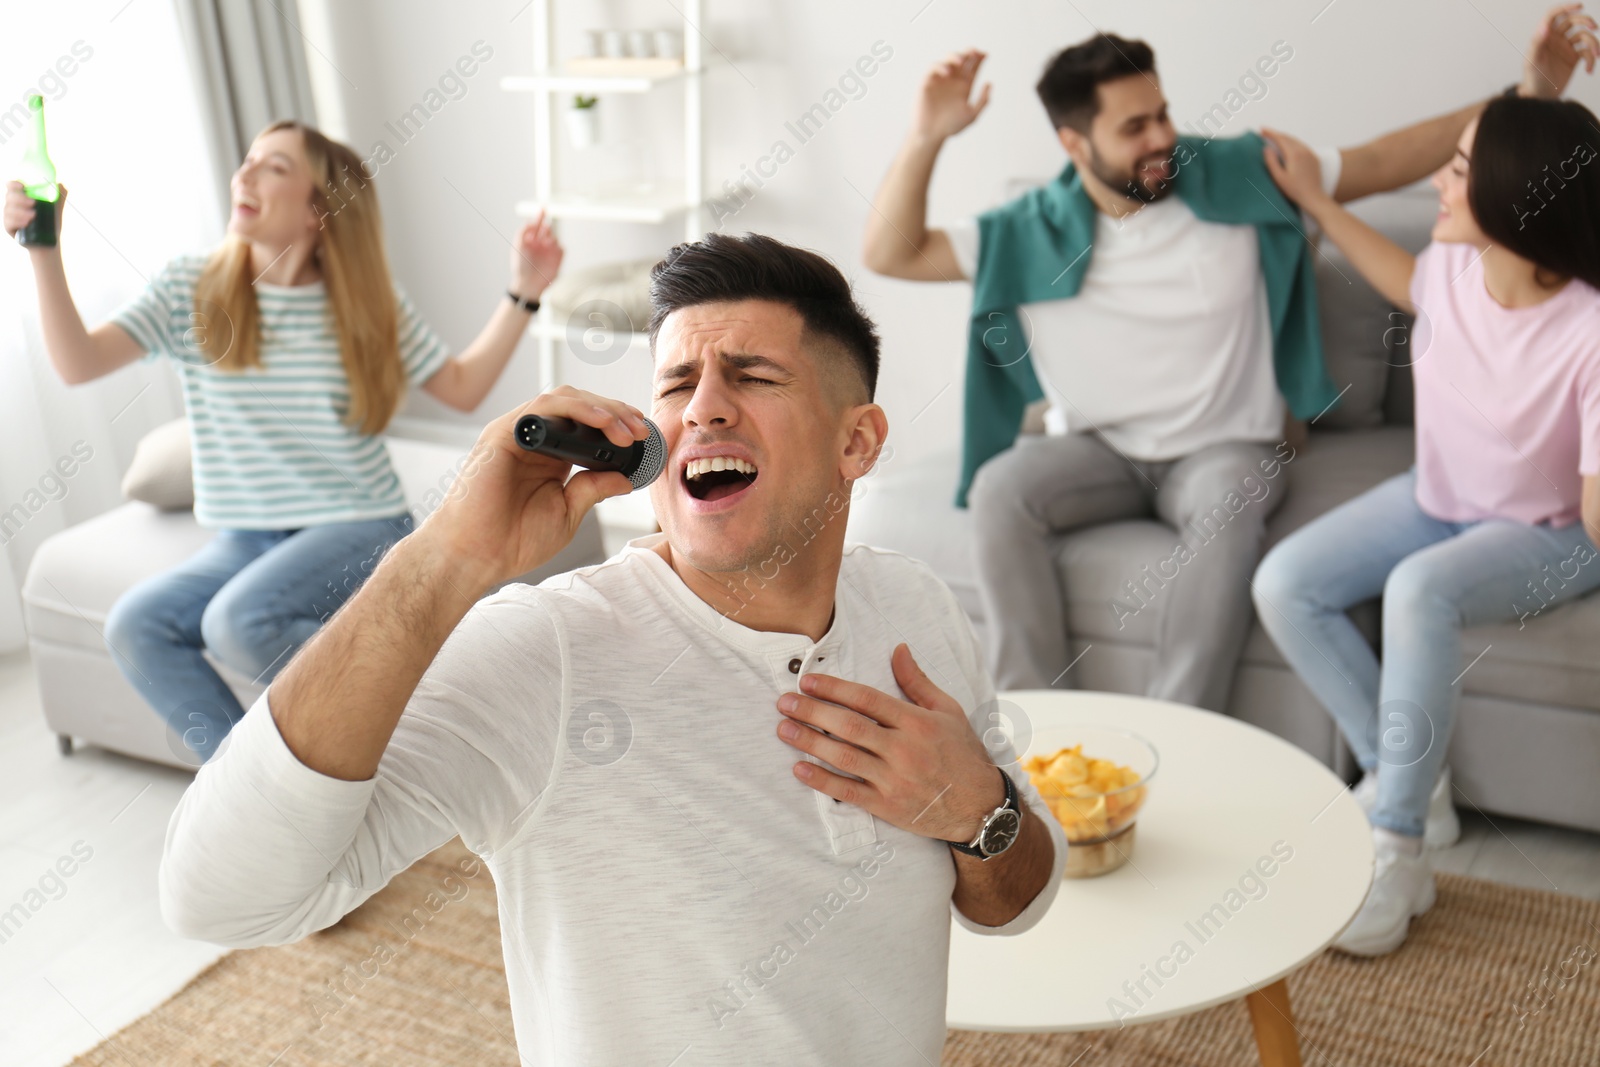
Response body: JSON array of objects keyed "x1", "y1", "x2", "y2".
[{"x1": 773, "y1": 641, "x2": 1002, "y2": 845}]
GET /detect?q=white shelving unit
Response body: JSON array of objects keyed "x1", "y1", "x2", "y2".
[
  {"x1": 501, "y1": 0, "x2": 708, "y2": 540},
  {"x1": 503, "y1": 0, "x2": 705, "y2": 392}
]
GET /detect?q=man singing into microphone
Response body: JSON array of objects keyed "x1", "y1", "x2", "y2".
[{"x1": 158, "y1": 232, "x2": 1067, "y2": 1065}]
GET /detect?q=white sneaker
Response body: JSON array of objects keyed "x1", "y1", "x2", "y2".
[
  {"x1": 1351, "y1": 765, "x2": 1461, "y2": 850},
  {"x1": 1425, "y1": 767, "x2": 1462, "y2": 849},
  {"x1": 1352, "y1": 769, "x2": 1378, "y2": 810},
  {"x1": 1332, "y1": 829, "x2": 1436, "y2": 957}
]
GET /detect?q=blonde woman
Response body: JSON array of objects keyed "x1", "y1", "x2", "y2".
[{"x1": 4, "y1": 120, "x2": 562, "y2": 764}]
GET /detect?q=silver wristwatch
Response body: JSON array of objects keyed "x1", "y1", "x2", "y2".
[{"x1": 947, "y1": 768, "x2": 1022, "y2": 860}]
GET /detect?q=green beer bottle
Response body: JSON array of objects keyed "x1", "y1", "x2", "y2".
[{"x1": 17, "y1": 93, "x2": 59, "y2": 248}]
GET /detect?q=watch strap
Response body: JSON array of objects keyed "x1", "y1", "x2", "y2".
[
  {"x1": 947, "y1": 767, "x2": 1018, "y2": 858},
  {"x1": 507, "y1": 288, "x2": 540, "y2": 313}
]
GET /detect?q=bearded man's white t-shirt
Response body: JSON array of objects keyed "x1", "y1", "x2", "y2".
[{"x1": 945, "y1": 144, "x2": 1342, "y2": 460}]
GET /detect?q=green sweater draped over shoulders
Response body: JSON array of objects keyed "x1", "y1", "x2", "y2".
[{"x1": 954, "y1": 132, "x2": 1339, "y2": 508}]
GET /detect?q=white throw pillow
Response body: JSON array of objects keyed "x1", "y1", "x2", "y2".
[
  {"x1": 538, "y1": 257, "x2": 656, "y2": 334},
  {"x1": 121, "y1": 417, "x2": 194, "y2": 510}
]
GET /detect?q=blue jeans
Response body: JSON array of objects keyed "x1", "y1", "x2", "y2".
[
  {"x1": 1252, "y1": 470, "x2": 1600, "y2": 837},
  {"x1": 104, "y1": 512, "x2": 414, "y2": 765}
]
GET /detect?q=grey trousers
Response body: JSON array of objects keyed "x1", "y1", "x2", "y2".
[{"x1": 968, "y1": 432, "x2": 1285, "y2": 712}]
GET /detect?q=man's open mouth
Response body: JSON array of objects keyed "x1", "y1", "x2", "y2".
[{"x1": 683, "y1": 455, "x2": 759, "y2": 503}]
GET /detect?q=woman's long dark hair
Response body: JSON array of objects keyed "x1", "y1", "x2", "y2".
[{"x1": 1470, "y1": 95, "x2": 1600, "y2": 291}]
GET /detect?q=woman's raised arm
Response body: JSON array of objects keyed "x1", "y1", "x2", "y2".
[{"x1": 6, "y1": 181, "x2": 146, "y2": 385}]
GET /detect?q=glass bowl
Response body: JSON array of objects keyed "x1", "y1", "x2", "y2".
[{"x1": 1021, "y1": 726, "x2": 1159, "y2": 877}]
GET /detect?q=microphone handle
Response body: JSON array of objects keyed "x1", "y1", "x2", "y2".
[{"x1": 514, "y1": 414, "x2": 644, "y2": 475}]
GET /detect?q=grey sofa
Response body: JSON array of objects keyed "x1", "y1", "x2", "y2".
[{"x1": 846, "y1": 188, "x2": 1600, "y2": 836}]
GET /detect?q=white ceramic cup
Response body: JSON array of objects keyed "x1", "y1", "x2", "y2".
[
  {"x1": 626, "y1": 29, "x2": 654, "y2": 58},
  {"x1": 653, "y1": 29, "x2": 683, "y2": 59},
  {"x1": 601, "y1": 29, "x2": 628, "y2": 58}
]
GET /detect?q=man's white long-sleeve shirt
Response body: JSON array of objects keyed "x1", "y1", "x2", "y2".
[{"x1": 159, "y1": 533, "x2": 1067, "y2": 1065}]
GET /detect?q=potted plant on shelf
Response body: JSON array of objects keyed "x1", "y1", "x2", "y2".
[{"x1": 566, "y1": 95, "x2": 599, "y2": 148}]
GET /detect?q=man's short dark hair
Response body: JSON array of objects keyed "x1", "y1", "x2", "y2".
[
  {"x1": 647, "y1": 232, "x2": 881, "y2": 405},
  {"x1": 1035, "y1": 33, "x2": 1156, "y2": 132}
]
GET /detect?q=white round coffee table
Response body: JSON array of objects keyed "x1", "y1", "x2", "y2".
[{"x1": 948, "y1": 690, "x2": 1373, "y2": 1066}]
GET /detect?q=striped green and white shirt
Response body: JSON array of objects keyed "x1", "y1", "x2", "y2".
[{"x1": 114, "y1": 253, "x2": 452, "y2": 530}]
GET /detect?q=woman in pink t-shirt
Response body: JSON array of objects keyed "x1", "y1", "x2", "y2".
[{"x1": 1254, "y1": 91, "x2": 1600, "y2": 957}]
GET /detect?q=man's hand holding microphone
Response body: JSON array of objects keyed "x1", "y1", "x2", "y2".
[
  {"x1": 267, "y1": 388, "x2": 656, "y2": 782},
  {"x1": 422, "y1": 387, "x2": 657, "y2": 598}
]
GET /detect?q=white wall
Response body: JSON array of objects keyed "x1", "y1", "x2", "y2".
[{"x1": 299, "y1": 0, "x2": 1600, "y2": 465}]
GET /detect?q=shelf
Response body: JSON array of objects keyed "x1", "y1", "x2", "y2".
[
  {"x1": 513, "y1": 0, "x2": 705, "y2": 402},
  {"x1": 501, "y1": 57, "x2": 692, "y2": 94},
  {"x1": 568, "y1": 56, "x2": 687, "y2": 78},
  {"x1": 516, "y1": 191, "x2": 698, "y2": 224}
]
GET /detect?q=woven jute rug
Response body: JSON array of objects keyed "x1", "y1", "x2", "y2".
[{"x1": 70, "y1": 838, "x2": 1600, "y2": 1066}]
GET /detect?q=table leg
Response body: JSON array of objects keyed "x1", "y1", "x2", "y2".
[{"x1": 1244, "y1": 978, "x2": 1302, "y2": 1067}]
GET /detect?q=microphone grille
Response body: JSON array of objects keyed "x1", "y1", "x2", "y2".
[{"x1": 629, "y1": 417, "x2": 667, "y2": 490}]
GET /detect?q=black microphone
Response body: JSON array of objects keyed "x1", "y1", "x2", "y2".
[{"x1": 513, "y1": 413, "x2": 667, "y2": 491}]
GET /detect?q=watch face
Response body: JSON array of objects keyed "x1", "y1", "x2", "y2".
[{"x1": 981, "y1": 809, "x2": 1022, "y2": 856}]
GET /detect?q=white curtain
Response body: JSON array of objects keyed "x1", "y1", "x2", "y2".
[
  {"x1": 173, "y1": 0, "x2": 318, "y2": 225},
  {"x1": 0, "y1": 0, "x2": 224, "y2": 651}
]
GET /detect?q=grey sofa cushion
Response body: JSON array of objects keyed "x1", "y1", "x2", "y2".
[
  {"x1": 1308, "y1": 246, "x2": 1392, "y2": 430},
  {"x1": 1304, "y1": 188, "x2": 1437, "y2": 430},
  {"x1": 1057, "y1": 427, "x2": 1413, "y2": 649},
  {"x1": 1259, "y1": 426, "x2": 1415, "y2": 555},
  {"x1": 1450, "y1": 599, "x2": 1600, "y2": 710}
]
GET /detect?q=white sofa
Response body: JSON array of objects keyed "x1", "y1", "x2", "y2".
[{"x1": 22, "y1": 436, "x2": 608, "y2": 770}]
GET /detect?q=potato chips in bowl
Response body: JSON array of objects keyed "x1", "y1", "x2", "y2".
[{"x1": 1023, "y1": 727, "x2": 1158, "y2": 877}]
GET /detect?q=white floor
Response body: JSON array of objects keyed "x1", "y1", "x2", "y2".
[
  {"x1": 0, "y1": 650, "x2": 227, "y2": 1067},
  {"x1": 1431, "y1": 805, "x2": 1600, "y2": 900},
  {"x1": 2, "y1": 646, "x2": 1598, "y2": 1067}
]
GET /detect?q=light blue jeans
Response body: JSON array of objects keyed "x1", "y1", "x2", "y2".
[
  {"x1": 1252, "y1": 470, "x2": 1600, "y2": 838},
  {"x1": 104, "y1": 512, "x2": 414, "y2": 765}
]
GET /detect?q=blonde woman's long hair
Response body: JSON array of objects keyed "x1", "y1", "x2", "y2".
[{"x1": 193, "y1": 120, "x2": 404, "y2": 436}]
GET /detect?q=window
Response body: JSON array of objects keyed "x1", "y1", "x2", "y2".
[{"x1": 0, "y1": 3, "x2": 222, "y2": 647}]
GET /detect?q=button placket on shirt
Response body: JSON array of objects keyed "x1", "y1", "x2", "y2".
[{"x1": 776, "y1": 644, "x2": 877, "y2": 855}]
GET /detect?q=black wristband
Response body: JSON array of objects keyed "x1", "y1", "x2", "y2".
[{"x1": 507, "y1": 289, "x2": 540, "y2": 314}]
